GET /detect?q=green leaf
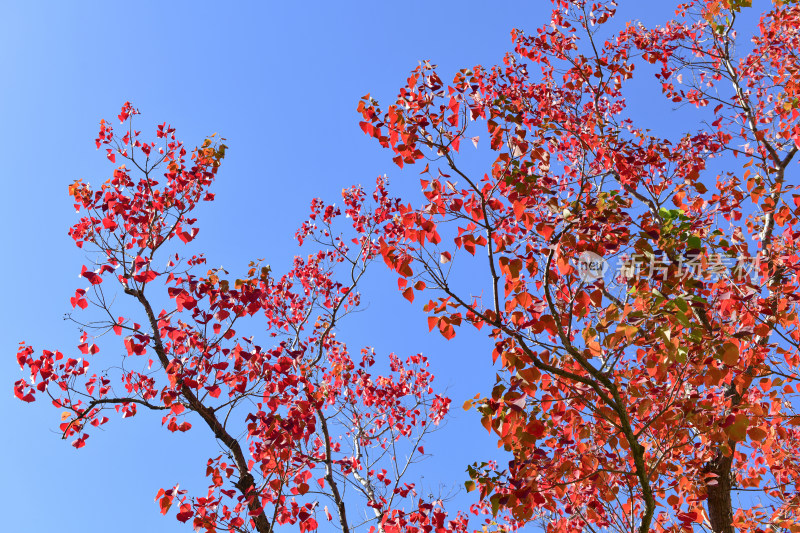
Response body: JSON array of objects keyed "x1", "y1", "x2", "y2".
[
  {"x1": 490, "y1": 494, "x2": 501, "y2": 516},
  {"x1": 676, "y1": 346, "x2": 688, "y2": 363},
  {"x1": 675, "y1": 311, "x2": 692, "y2": 328}
]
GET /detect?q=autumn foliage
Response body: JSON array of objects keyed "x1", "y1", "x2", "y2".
[
  {"x1": 354, "y1": 1, "x2": 800, "y2": 532},
  {"x1": 15, "y1": 1, "x2": 800, "y2": 533},
  {"x1": 14, "y1": 104, "x2": 517, "y2": 533}
]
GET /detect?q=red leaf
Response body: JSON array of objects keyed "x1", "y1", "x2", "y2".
[
  {"x1": 300, "y1": 517, "x2": 318, "y2": 533},
  {"x1": 72, "y1": 434, "x2": 88, "y2": 449},
  {"x1": 439, "y1": 322, "x2": 456, "y2": 340},
  {"x1": 133, "y1": 270, "x2": 158, "y2": 283},
  {"x1": 81, "y1": 265, "x2": 103, "y2": 285},
  {"x1": 359, "y1": 121, "x2": 377, "y2": 137},
  {"x1": 174, "y1": 291, "x2": 197, "y2": 311},
  {"x1": 403, "y1": 288, "x2": 414, "y2": 303},
  {"x1": 178, "y1": 228, "x2": 199, "y2": 244},
  {"x1": 102, "y1": 217, "x2": 117, "y2": 230},
  {"x1": 70, "y1": 289, "x2": 88, "y2": 309}
]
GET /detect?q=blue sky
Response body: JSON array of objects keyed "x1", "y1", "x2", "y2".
[{"x1": 1, "y1": 2, "x2": 690, "y2": 532}]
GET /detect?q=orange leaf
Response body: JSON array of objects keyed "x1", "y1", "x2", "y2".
[
  {"x1": 747, "y1": 426, "x2": 768, "y2": 442},
  {"x1": 721, "y1": 341, "x2": 739, "y2": 366}
]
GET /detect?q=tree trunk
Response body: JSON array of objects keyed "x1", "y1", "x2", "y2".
[{"x1": 706, "y1": 446, "x2": 735, "y2": 533}]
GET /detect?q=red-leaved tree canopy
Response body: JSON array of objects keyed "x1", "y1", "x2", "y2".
[
  {"x1": 14, "y1": 103, "x2": 519, "y2": 533},
  {"x1": 354, "y1": 1, "x2": 800, "y2": 532}
]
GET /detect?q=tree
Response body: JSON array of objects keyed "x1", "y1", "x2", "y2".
[
  {"x1": 13, "y1": 104, "x2": 518, "y2": 533},
  {"x1": 355, "y1": 1, "x2": 800, "y2": 532}
]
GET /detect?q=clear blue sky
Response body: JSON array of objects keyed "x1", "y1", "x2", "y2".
[{"x1": 1, "y1": 2, "x2": 682, "y2": 532}]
